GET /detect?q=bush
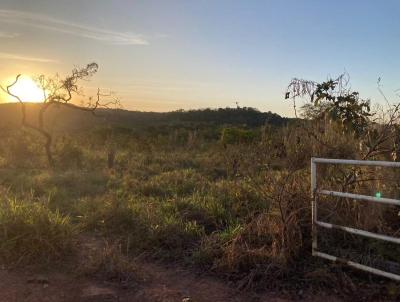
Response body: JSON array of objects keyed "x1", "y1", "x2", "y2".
[{"x1": 221, "y1": 127, "x2": 258, "y2": 145}]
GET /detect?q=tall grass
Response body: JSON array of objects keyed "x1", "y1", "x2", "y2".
[
  {"x1": 0, "y1": 119, "x2": 398, "y2": 297},
  {"x1": 0, "y1": 193, "x2": 76, "y2": 265}
]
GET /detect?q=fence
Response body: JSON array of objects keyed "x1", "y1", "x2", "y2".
[{"x1": 311, "y1": 157, "x2": 400, "y2": 281}]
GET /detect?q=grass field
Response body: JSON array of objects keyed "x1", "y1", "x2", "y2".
[{"x1": 0, "y1": 106, "x2": 400, "y2": 300}]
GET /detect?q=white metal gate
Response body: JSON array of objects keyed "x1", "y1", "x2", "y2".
[{"x1": 311, "y1": 157, "x2": 400, "y2": 281}]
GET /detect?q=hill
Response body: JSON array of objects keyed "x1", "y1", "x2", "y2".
[{"x1": 0, "y1": 103, "x2": 292, "y2": 131}]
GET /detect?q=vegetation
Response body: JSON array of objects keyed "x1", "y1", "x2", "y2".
[
  {"x1": 0, "y1": 63, "x2": 119, "y2": 167},
  {"x1": 0, "y1": 72, "x2": 400, "y2": 299},
  {"x1": 0, "y1": 192, "x2": 76, "y2": 264}
]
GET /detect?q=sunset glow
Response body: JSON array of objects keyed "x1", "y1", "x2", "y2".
[
  {"x1": 0, "y1": 2, "x2": 399, "y2": 113},
  {"x1": 8, "y1": 76, "x2": 44, "y2": 103}
]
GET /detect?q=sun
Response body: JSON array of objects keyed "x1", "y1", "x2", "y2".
[{"x1": 8, "y1": 76, "x2": 45, "y2": 103}]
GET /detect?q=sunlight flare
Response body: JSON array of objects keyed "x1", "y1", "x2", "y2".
[{"x1": 8, "y1": 76, "x2": 45, "y2": 103}]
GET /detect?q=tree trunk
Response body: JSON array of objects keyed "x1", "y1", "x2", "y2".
[
  {"x1": 108, "y1": 149, "x2": 115, "y2": 169},
  {"x1": 45, "y1": 134, "x2": 54, "y2": 168}
]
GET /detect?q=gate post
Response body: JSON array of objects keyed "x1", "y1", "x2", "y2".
[{"x1": 311, "y1": 157, "x2": 317, "y2": 256}]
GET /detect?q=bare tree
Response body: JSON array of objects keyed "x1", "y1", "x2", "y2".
[{"x1": 0, "y1": 62, "x2": 120, "y2": 167}]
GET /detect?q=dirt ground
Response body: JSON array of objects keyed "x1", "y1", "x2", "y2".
[
  {"x1": 0, "y1": 235, "x2": 342, "y2": 302},
  {"x1": 0, "y1": 266, "x2": 344, "y2": 302}
]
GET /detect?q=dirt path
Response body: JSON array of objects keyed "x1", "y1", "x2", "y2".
[
  {"x1": 0, "y1": 235, "x2": 341, "y2": 302},
  {"x1": 0, "y1": 267, "x2": 341, "y2": 302},
  {"x1": 0, "y1": 265, "x2": 271, "y2": 302}
]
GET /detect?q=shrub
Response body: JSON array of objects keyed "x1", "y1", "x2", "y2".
[{"x1": 221, "y1": 127, "x2": 258, "y2": 145}]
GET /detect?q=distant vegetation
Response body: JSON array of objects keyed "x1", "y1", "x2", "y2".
[{"x1": 0, "y1": 103, "x2": 291, "y2": 130}]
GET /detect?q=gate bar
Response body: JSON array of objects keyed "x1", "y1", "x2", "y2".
[
  {"x1": 311, "y1": 157, "x2": 400, "y2": 281},
  {"x1": 312, "y1": 158, "x2": 400, "y2": 167},
  {"x1": 318, "y1": 189, "x2": 400, "y2": 206},
  {"x1": 315, "y1": 220, "x2": 400, "y2": 244},
  {"x1": 315, "y1": 251, "x2": 400, "y2": 281}
]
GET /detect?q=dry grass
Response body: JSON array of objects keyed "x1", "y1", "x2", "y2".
[
  {"x1": 80, "y1": 239, "x2": 147, "y2": 288},
  {"x1": 0, "y1": 192, "x2": 76, "y2": 265},
  {"x1": 0, "y1": 119, "x2": 398, "y2": 298}
]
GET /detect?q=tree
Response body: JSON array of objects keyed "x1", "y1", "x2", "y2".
[
  {"x1": 0, "y1": 63, "x2": 120, "y2": 167},
  {"x1": 286, "y1": 73, "x2": 372, "y2": 136},
  {"x1": 286, "y1": 74, "x2": 400, "y2": 161}
]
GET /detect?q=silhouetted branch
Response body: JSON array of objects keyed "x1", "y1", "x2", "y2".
[{"x1": 0, "y1": 62, "x2": 120, "y2": 167}]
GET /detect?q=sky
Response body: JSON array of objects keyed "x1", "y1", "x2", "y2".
[{"x1": 0, "y1": 0, "x2": 400, "y2": 116}]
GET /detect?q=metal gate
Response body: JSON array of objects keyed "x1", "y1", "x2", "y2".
[{"x1": 311, "y1": 157, "x2": 400, "y2": 281}]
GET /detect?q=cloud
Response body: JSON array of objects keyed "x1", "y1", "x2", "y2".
[
  {"x1": 0, "y1": 9, "x2": 148, "y2": 45},
  {"x1": 0, "y1": 31, "x2": 19, "y2": 38},
  {"x1": 0, "y1": 52, "x2": 58, "y2": 63}
]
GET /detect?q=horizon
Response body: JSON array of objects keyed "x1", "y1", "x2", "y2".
[
  {"x1": 1, "y1": 0, "x2": 400, "y2": 117},
  {"x1": 0, "y1": 100, "x2": 289, "y2": 117}
]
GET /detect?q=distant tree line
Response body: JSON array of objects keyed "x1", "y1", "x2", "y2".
[
  {"x1": 101, "y1": 106, "x2": 292, "y2": 128},
  {"x1": 0, "y1": 105, "x2": 292, "y2": 131}
]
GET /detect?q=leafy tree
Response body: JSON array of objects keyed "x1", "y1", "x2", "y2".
[
  {"x1": 286, "y1": 73, "x2": 371, "y2": 136},
  {"x1": 286, "y1": 73, "x2": 400, "y2": 164}
]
